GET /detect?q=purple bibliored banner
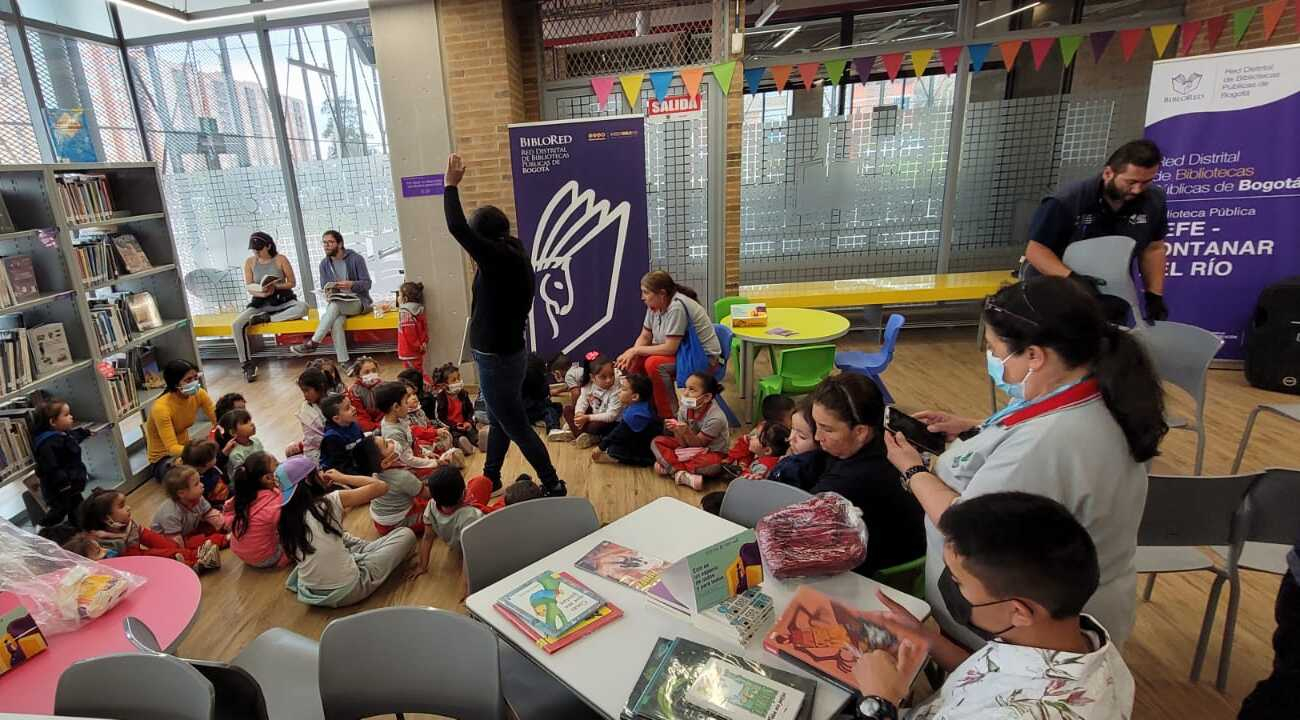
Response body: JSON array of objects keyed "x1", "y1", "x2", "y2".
[
  {"x1": 401, "y1": 174, "x2": 445, "y2": 197},
  {"x1": 1145, "y1": 44, "x2": 1300, "y2": 359},
  {"x1": 508, "y1": 116, "x2": 650, "y2": 359}
]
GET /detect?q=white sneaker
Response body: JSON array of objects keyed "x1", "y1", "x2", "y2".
[
  {"x1": 196, "y1": 540, "x2": 221, "y2": 570},
  {"x1": 547, "y1": 428, "x2": 574, "y2": 442},
  {"x1": 457, "y1": 435, "x2": 476, "y2": 455},
  {"x1": 574, "y1": 432, "x2": 599, "y2": 449},
  {"x1": 439, "y1": 448, "x2": 466, "y2": 468}
]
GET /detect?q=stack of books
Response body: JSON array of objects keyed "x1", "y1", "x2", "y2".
[
  {"x1": 692, "y1": 586, "x2": 776, "y2": 646},
  {"x1": 624, "y1": 637, "x2": 815, "y2": 720},
  {"x1": 0, "y1": 405, "x2": 34, "y2": 484},
  {"x1": 0, "y1": 327, "x2": 34, "y2": 394},
  {"x1": 0, "y1": 255, "x2": 40, "y2": 308},
  {"x1": 73, "y1": 235, "x2": 114, "y2": 285},
  {"x1": 89, "y1": 296, "x2": 130, "y2": 353},
  {"x1": 55, "y1": 173, "x2": 115, "y2": 224},
  {"x1": 492, "y1": 570, "x2": 622, "y2": 654},
  {"x1": 102, "y1": 359, "x2": 138, "y2": 416}
]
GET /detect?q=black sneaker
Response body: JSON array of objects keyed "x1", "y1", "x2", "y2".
[
  {"x1": 288, "y1": 340, "x2": 317, "y2": 356},
  {"x1": 242, "y1": 363, "x2": 258, "y2": 383},
  {"x1": 489, "y1": 475, "x2": 503, "y2": 492},
  {"x1": 542, "y1": 480, "x2": 568, "y2": 497},
  {"x1": 249, "y1": 312, "x2": 272, "y2": 325}
]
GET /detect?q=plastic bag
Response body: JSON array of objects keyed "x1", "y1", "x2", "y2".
[
  {"x1": 0, "y1": 518, "x2": 145, "y2": 636},
  {"x1": 756, "y1": 492, "x2": 868, "y2": 579}
]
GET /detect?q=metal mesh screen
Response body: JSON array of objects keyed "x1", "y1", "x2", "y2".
[
  {"x1": 540, "y1": 0, "x2": 712, "y2": 82},
  {"x1": 552, "y1": 76, "x2": 708, "y2": 290},
  {"x1": 26, "y1": 28, "x2": 144, "y2": 163},
  {"x1": 0, "y1": 22, "x2": 40, "y2": 165}
]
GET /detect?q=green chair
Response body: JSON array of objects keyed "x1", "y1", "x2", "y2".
[
  {"x1": 873, "y1": 556, "x2": 926, "y2": 600},
  {"x1": 713, "y1": 295, "x2": 775, "y2": 378},
  {"x1": 754, "y1": 344, "x2": 836, "y2": 421}
]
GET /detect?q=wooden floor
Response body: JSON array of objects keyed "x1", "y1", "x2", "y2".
[{"x1": 120, "y1": 327, "x2": 1299, "y2": 719}]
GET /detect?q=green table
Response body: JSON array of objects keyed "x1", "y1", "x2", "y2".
[{"x1": 724, "y1": 307, "x2": 850, "y2": 419}]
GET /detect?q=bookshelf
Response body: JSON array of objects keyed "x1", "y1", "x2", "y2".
[{"x1": 0, "y1": 162, "x2": 201, "y2": 522}]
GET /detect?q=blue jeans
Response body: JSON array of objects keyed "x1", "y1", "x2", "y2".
[
  {"x1": 473, "y1": 349, "x2": 559, "y2": 488},
  {"x1": 311, "y1": 299, "x2": 364, "y2": 362}
]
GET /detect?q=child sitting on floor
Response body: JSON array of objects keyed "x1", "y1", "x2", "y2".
[
  {"x1": 524, "y1": 353, "x2": 564, "y2": 432},
  {"x1": 219, "y1": 408, "x2": 264, "y2": 478},
  {"x1": 376, "y1": 381, "x2": 455, "y2": 478},
  {"x1": 346, "y1": 356, "x2": 385, "y2": 432},
  {"x1": 430, "y1": 363, "x2": 479, "y2": 454},
  {"x1": 717, "y1": 394, "x2": 795, "y2": 478},
  {"x1": 406, "y1": 465, "x2": 503, "y2": 578},
  {"x1": 401, "y1": 381, "x2": 456, "y2": 457},
  {"x1": 651, "y1": 372, "x2": 731, "y2": 490},
  {"x1": 307, "y1": 357, "x2": 346, "y2": 395},
  {"x1": 364, "y1": 434, "x2": 432, "y2": 536},
  {"x1": 222, "y1": 451, "x2": 289, "y2": 568},
  {"x1": 286, "y1": 367, "x2": 329, "y2": 461},
  {"x1": 549, "y1": 352, "x2": 583, "y2": 405},
  {"x1": 700, "y1": 423, "x2": 792, "y2": 516},
  {"x1": 182, "y1": 438, "x2": 229, "y2": 505},
  {"x1": 592, "y1": 373, "x2": 663, "y2": 466},
  {"x1": 396, "y1": 281, "x2": 428, "y2": 372},
  {"x1": 210, "y1": 392, "x2": 245, "y2": 475},
  {"x1": 318, "y1": 393, "x2": 367, "y2": 475},
  {"x1": 80, "y1": 488, "x2": 218, "y2": 569},
  {"x1": 552, "y1": 352, "x2": 623, "y2": 447},
  {"x1": 152, "y1": 465, "x2": 231, "y2": 551},
  {"x1": 768, "y1": 399, "x2": 823, "y2": 490},
  {"x1": 30, "y1": 395, "x2": 89, "y2": 528}
]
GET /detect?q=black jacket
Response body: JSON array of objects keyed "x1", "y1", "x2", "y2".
[
  {"x1": 444, "y1": 186, "x2": 534, "y2": 354},
  {"x1": 34, "y1": 429, "x2": 89, "y2": 502}
]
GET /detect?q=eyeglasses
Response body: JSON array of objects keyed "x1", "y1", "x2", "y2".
[{"x1": 984, "y1": 282, "x2": 1041, "y2": 327}]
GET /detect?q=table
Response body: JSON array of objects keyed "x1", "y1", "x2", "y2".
[
  {"x1": 0, "y1": 556, "x2": 202, "y2": 714},
  {"x1": 725, "y1": 307, "x2": 851, "y2": 418},
  {"x1": 465, "y1": 497, "x2": 931, "y2": 720}
]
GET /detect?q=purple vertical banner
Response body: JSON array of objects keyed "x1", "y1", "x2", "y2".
[
  {"x1": 1145, "y1": 45, "x2": 1300, "y2": 359},
  {"x1": 509, "y1": 116, "x2": 650, "y2": 359}
]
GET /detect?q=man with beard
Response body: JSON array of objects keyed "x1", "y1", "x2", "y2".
[
  {"x1": 1022, "y1": 139, "x2": 1169, "y2": 325},
  {"x1": 291, "y1": 229, "x2": 372, "y2": 363}
]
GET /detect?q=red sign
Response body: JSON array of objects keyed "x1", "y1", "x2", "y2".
[{"x1": 647, "y1": 94, "x2": 701, "y2": 117}]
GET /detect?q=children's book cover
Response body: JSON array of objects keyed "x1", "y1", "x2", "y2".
[
  {"x1": 499, "y1": 569, "x2": 605, "y2": 638},
  {"x1": 575, "y1": 540, "x2": 669, "y2": 592},
  {"x1": 763, "y1": 586, "x2": 898, "y2": 691},
  {"x1": 0, "y1": 605, "x2": 48, "y2": 675}
]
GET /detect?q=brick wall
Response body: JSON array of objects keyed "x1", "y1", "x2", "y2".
[{"x1": 1185, "y1": 0, "x2": 1297, "y2": 54}]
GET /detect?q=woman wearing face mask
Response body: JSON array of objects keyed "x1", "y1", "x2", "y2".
[
  {"x1": 231, "y1": 231, "x2": 308, "y2": 383},
  {"x1": 145, "y1": 359, "x2": 218, "y2": 481},
  {"x1": 882, "y1": 276, "x2": 1166, "y2": 650}
]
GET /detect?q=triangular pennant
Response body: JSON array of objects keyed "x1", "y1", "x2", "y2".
[
  {"x1": 1178, "y1": 20, "x2": 1203, "y2": 55},
  {"x1": 680, "y1": 67, "x2": 705, "y2": 99},
  {"x1": 1150, "y1": 24, "x2": 1176, "y2": 58},
  {"x1": 619, "y1": 74, "x2": 644, "y2": 109},
  {"x1": 824, "y1": 59, "x2": 848, "y2": 85},
  {"x1": 967, "y1": 43, "x2": 992, "y2": 72},
  {"x1": 711, "y1": 60, "x2": 737, "y2": 94},
  {"x1": 1119, "y1": 28, "x2": 1145, "y2": 61},
  {"x1": 1089, "y1": 31, "x2": 1114, "y2": 61},
  {"x1": 591, "y1": 76, "x2": 615, "y2": 108},
  {"x1": 909, "y1": 48, "x2": 934, "y2": 76},
  {"x1": 1206, "y1": 15, "x2": 1228, "y2": 49},
  {"x1": 938, "y1": 46, "x2": 962, "y2": 74},
  {"x1": 769, "y1": 65, "x2": 792, "y2": 90},
  {"x1": 1029, "y1": 37, "x2": 1055, "y2": 69},
  {"x1": 1059, "y1": 36, "x2": 1084, "y2": 65},
  {"x1": 881, "y1": 52, "x2": 905, "y2": 81},
  {"x1": 998, "y1": 40, "x2": 1023, "y2": 67},
  {"x1": 797, "y1": 62, "x2": 820, "y2": 90},
  {"x1": 1232, "y1": 7, "x2": 1256, "y2": 45},
  {"x1": 1261, "y1": 0, "x2": 1286, "y2": 41},
  {"x1": 648, "y1": 71, "x2": 674, "y2": 102},
  {"x1": 852, "y1": 56, "x2": 876, "y2": 83},
  {"x1": 743, "y1": 66, "x2": 766, "y2": 94}
]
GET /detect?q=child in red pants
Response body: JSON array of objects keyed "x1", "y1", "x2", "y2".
[
  {"x1": 407, "y1": 467, "x2": 503, "y2": 579},
  {"x1": 151, "y1": 466, "x2": 231, "y2": 551},
  {"x1": 79, "y1": 488, "x2": 220, "y2": 570},
  {"x1": 650, "y1": 372, "x2": 731, "y2": 491}
]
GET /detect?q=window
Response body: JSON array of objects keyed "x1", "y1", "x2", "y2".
[
  {"x1": 16, "y1": 0, "x2": 114, "y2": 37},
  {"x1": 0, "y1": 21, "x2": 40, "y2": 165}
]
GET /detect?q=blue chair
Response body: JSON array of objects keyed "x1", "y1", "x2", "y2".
[
  {"x1": 712, "y1": 323, "x2": 742, "y2": 428},
  {"x1": 835, "y1": 313, "x2": 905, "y2": 404}
]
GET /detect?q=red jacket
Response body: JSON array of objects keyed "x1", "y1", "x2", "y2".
[
  {"x1": 346, "y1": 382, "x2": 384, "y2": 432},
  {"x1": 397, "y1": 303, "x2": 427, "y2": 361}
]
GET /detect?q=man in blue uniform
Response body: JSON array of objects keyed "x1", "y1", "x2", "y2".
[{"x1": 1023, "y1": 139, "x2": 1170, "y2": 324}]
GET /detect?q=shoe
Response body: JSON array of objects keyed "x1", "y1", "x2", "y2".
[
  {"x1": 533, "y1": 420, "x2": 547, "y2": 431},
  {"x1": 457, "y1": 436, "x2": 475, "y2": 455},
  {"x1": 439, "y1": 448, "x2": 466, "y2": 468},
  {"x1": 547, "y1": 428, "x2": 574, "y2": 442},
  {"x1": 574, "y1": 432, "x2": 599, "y2": 449},
  {"x1": 674, "y1": 471, "x2": 704, "y2": 491},
  {"x1": 591, "y1": 449, "x2": 617, "y2": 464},
  {"x1": 654, "y1": 461, "x2": 671, "y2": 476},
  {"x1": 489, "y1": 475, "x2": 502, "y2": 492},
  {"x1": 242, "y1": 363, "x2": 258, "y2": 383},
  {"x1": 289, "y1": 340, "x2": 318, "y2": 356},
  {"x1": 249, "y1": 312, "x2": 272, "y2": 325},
  {"x1": 196, "y1": 540, "x2": 221, "y2": 570},
  {"x1": 542, "y1": 480, "x2": 568, "y2": 497}
]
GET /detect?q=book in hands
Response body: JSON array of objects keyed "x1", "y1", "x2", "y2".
[
  {"x1": 684, "y1": 658, "x2": 805, "y2": 720},
  {"x1": 763, "y1": 585, "x2": 900, "y2": 693},
  {"x1": 575, "y1": 540, "x2": 670, "y2": 592},
  {"x1": 499, "y1": 569, "x2": 605, "y2": 638},
  {"x1": 246, "y1": 275, "x2": 278, "y2": 294}
]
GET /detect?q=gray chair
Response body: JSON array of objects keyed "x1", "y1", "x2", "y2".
[
  {"x1": 319, "y1": 607, "x2": 505, "y2": 720},
  {"x1": 462, "y1": 496, "x2": 600, "y2": 594},
  {"x1": 1060, "y1": 234, "x2": 1141, "y2": 324},
  {"x1": 719, "y1": 480, "x2": 813, "y2": 528},
  {"x1": 55, "y1": 652, "x2": 215, "y2": 720},
  {"x1": 1138, "y1": 320, "x2": 1223, "y2": 475},
  {"x1": 1136, "y1": 471, "x2": 1258, "y2": 690},
  {"x1": 231, "y1": 628, "x2": 324, "y2": 720},
  {"x1": 124, "y1": 617, "x2": 271, "y2": 720},
  {"x1": 1231, "y1": 403, "x2": 1300, "y2": 473}
]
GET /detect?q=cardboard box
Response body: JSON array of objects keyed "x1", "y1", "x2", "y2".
[
  {"x1": 0, "y1": 605, "x2": 48, "y2": 675},
  {"x1": 730, "y1": 303, "x2": 768, "y2": 327}
]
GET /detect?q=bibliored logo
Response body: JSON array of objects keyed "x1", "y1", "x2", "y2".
[{"x1": 1172, "y1": 72, "x2": 1203, "y2": 96}]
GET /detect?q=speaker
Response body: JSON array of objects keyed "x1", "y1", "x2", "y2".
[{"x1": 1244, "y1": 276, "x2": 1300, "y2": 394}]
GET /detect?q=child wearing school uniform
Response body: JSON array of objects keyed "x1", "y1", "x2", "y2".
[
  {"x1": 318, "y1": 393, "x2": 367, "y2": 475},
  {"x1": 376, "y1": 382, "x2": 447, "y2": 480},
  {"x1": 396, "y1": 281, "x2": 428, "y2": 372},
  {"x1": 286, "y1": 367, "x2": 329, "y2": 461},
  {"x1": 592, "y1": 373, "x2": 663, "y2": 467},
  {"x1": 346, "y1": 356, "x2": 386, "y2": 432},
  {"x1": 363, "y1": 435, "x2": 431, "y2": 536},
  {"x1": 220, "y1": 408, "x2": 264, "y2": 475},
  {"x1": 430, "y1": 363, "x2": 479, "y2": 453},
  {"x1": 150, "y1": 465, "x2": 230, "y2": 550},
  {"x1": 80, "y1": 488, "x2": 218, "y2": 569},
  {"x1": 552, "y1": 352, "x2": 623, "y2": 447},
  {"x1": 406, "y1": 466, "x2": 503, "y2": 579},
  {"x1": 181, "y1": 438, "x2": 229, "y2": 505},
  {"x1": 650, "y1": 372, "x2": 731, "y2": 490},
  {"x1": 768, "y1": 400, "x2": 823, "y2": 490}
]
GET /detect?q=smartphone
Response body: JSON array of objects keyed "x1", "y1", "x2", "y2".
[{"x1": 886, "y1": 407, "x2": 947, "y2": 455}]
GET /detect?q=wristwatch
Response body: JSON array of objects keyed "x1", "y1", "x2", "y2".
[
  {"x1": 900, "y1": 464, "x2": 928, "y2": 493},
  {"x1": 858, "y1": 695, "x2": 900, "y2": 719}
]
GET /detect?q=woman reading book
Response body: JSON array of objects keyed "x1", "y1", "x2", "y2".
[{"x1": 233, "y1": 231, "x2": 307, "y2": 383}]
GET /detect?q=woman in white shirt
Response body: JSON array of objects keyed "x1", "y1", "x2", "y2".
[{"x1": 882, "y1": 276, "x2": 1167, "y2": 649}]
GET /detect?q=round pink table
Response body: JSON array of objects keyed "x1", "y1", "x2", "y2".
[{"x1": 0, "y1": 555, "x2": 202, "y2": 714}]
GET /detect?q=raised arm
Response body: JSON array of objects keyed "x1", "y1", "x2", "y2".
[{"x1": 443, "y1": 153, "x2": 506, "y2": 266}]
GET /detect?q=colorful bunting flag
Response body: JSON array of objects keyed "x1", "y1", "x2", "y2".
[
  {"x1": 680, "y1": 67, "x2": 705, "y2": 99},
  {"x1": 591, "y1": 76, "x2": 615, "y2": 108},
  {"x1": 1261, "y1": 0, "x2": 1287, "y2": 41},
  {"x1": 619, "y1": 74, "x2": 644, "y2": 109},
  {"x1": 797, "y1": 62, "x2": 820, "y2": 90},
  {"x1": 967, "y1": 44, "x2": 992, "y2": 72},
  {"x1": 1119, "y1": 28, "x2": 1145, "y2": 61},
  {"x1": 1150, "y1": 24, "x2": 1176, "y2": 58},
  {"x1": 1206, "y1": 14, "x2": 1229, "y2": 49},
  {"x1": 938, "y1": 46, "x2": 962, "y2": 74},
  {"x1": 1231, "y1": 7, "x2": 1257, "y2": 45},
  {"x1": 770, "y1": 65, "x2": 792, "y2": 91},
  {"x1": 909, "y1": 49, "x2": 934, "y2": 76},
  {"x1": 1059, "y1": 36, "x2": 1084, "y2": 65},
  {"x1": 1178, "y1": 20, "x2": 1203, "y2": 55},
  {"x1": 711, "y1": 61, "x2": 738, "y2": 94},
  {"x1": 881, "y1": 53, "x2": 905, "y2": 81},
  {"x1": 998, "y1": 40, "x2": 1023, "y2": 67},
  {"x1": 742, "y1": 66, "x2": 765, "y2": 94},
  {"x1": 1029, "y1": 37, "x2": 1055, "y2": 69},
  {"x1": 824, "y1": 59, "x2": 848, "y2": 85},
  {"x1": 1089, "y1": 31, "x2": 1114, "y2": 61},
  {"x1": 852, "y1": 56, "x2": 876, "y2": 83},
  {"x1": 648, "y1": 70, "x2": 673, "y2": 102}
]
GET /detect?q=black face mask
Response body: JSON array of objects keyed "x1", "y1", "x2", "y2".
[{"x1": 938, "y1": 566, "x2": 1016, "y2": 642}]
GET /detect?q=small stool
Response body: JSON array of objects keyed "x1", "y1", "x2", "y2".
[{"x1": 1230, "y1": 402, "x2": 1300, "y2": 473}]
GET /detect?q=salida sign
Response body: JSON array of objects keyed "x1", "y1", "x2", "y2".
[{"x1": 647, "y1": 94, "x2": 701, "y2": 117}]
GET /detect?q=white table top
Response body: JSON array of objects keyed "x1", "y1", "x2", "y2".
[{"x1": 465, "y1": 496, "x2": 932, "y2": 720}]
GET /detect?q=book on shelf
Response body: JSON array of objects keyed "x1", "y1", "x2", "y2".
[
  {"x1": 0, "y1": 192, "x2": 14, "y2": 234},
  {"x1": 0, "y1": 327, "x2": 34, "y2": 395},
  {"x1": 0, "y1": 412, "x2": 35, "y2": 482},
  {"x1": 763, "y1": 586, "x2": 902, "y2": 694},
  {"x1": 132, "y1": 344, "x2": 164, "y2": 389},
  {"x1": 0, "y1": 255, "x2": 40, "y2": 307},
  {"x1": 498, "y1": 570, "x2": 607, "y2": 639},
  {"x1": 55, "y1": 173, "x2": 115, "y2": 225},
  {"x1": 575, "y1": 540, "x2": 670, "y2": 593},
  {"x1": 73, "y1": 235, "x2": 114, "y2": 286},
  {"x1": 125, "y1": 292, "x2": 162, "y2": 332},
  {"x1": 102, "y1": 359, "x2": 139, "y2": 416},
  {"x1": 88, "y1": 297, "x2": 130, "y2": 354},
  {"x1": 28, "y1": 323, "x2": 74, "y2": 377},
  {"x1": 110, "y1": 234, "x2": 153, "y2": 275}
]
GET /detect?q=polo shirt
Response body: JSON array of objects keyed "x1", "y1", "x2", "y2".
[{"x1": 1027, "y1": 174, "x2": 1168, "y2": 267}]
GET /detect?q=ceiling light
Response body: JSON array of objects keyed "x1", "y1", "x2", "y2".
[
  {"x1": 755, "y1": 1, "x2": 780, "y2": 28},
  {"x1": 772, "y1": 26, "x2": 801, "y2": 48},
  {"x1": 975, "y1": 2, "x2": 1042, "y2": 28}
]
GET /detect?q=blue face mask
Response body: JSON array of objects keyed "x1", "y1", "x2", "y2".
[
  {"x1": 986, "y1": 349, "x2": 1032, "y2": 401},
  {"x1": 180, "y1": 380, "x2": 202, "y2": 397}
]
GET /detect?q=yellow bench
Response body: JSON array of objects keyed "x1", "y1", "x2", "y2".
[
  {"x1": 194, "y1": 310, "x2": 398, "y2": 338},
  {"x1": 740, "y1": 270, "x2": 1012, "y2": 308}
]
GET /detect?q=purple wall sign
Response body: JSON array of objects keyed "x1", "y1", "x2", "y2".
[
  {"x1": 400, "y1": 173, "x2": 445, "y2": 197},
  {"x1": 509, "y1": 116, "x2": 650, "y2": 358},
  {"x1": 1145, "y1": 45, "x2": 1300, "y2": 359}
]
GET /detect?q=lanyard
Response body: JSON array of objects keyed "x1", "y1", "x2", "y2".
[{"x1": 982, "y1": 377, "x2": 1094, "y2": 429}]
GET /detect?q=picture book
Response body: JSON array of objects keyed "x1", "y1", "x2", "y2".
[
  {"x1": 0, "y1": 605, "x2": 48, "y2": 675},
  {"x1": 111, "y1": 234, "x2": 152, "y2": 275},
  {"x1": 684, "y1": 658, "x2": 805, "y2": 720},
  {"x1": 125, "y1": 292, "x2": 162, "y2": 332},
  {"x1": 1, "y1": 255, "x2": 39, "y2": 304},
  {"x1": 658, "y1": 530, "x2": 763, "y2": 613},
  {"x1": 28, "y1": 323, "x2": 73, "y2": 377},
  {"x1": 494, "y1": 597, "x2": 622, "y2": 654},
  {"x1": 499, "y1": 570, "x2": 605, "y2": 638},
  {"x1": 763, "y1": 586, "x2": 899, "y2": 692},
  {"x1": 623, "y1": 637, "x2": 676, "y2": 719},
  {"x1": 575, "y1": 540, "x2": 670, "y2": 592}
]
